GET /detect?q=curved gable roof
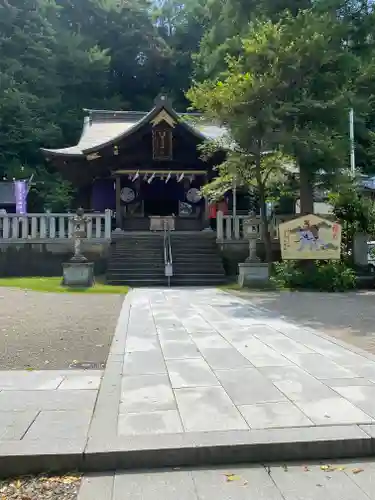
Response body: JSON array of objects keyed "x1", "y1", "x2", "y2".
[{"x1": 41, "y1": 99, "x2": 226, "y2": 158}]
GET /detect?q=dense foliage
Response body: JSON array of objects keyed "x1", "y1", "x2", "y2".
[
  {"x1": 2, "y1": 0, "x2": 375, "y2": 211},
  {"x1": 271, "y1": 260, "x2": 357, "y2": 291},
  {"x1": 0, "y1": 0, "x2": 206, "y2": 207}
]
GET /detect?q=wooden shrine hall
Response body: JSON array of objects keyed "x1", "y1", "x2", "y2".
[{"x1": 41, "y1": 95, "x2": 226, "y2": 231}]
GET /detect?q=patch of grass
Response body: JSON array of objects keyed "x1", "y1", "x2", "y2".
[{"x1": 0, "y1": 276, "x2": 129, "y2": 294}]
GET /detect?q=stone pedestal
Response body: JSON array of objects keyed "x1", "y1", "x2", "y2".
[
  {"x1": 238, "y1": 262, "x2": 269, "y2": 287},
  {"x1": 245, "y1": 235, "x2": 259, "y2": 263},
  {"x1": 62, "y1": 261, "x2": 94, "y2": 287}
]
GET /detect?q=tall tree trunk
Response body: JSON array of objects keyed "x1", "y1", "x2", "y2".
[
  {"x1": 299, "y1": 165, "x2": 314, "y2": 215},
  {"x1": 255, "y1": 154, "x2": 273, "y2": 274}
]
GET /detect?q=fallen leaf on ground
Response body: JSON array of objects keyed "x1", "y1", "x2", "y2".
[
  {"x1": 243, "y1": 480, "x2": 248, "y2": 486},
  {"x1": 320, "y1": 465, "x2": 335, "y2": 472},
  {"x1": 337, "y1": 467, "x2": 346, "y2": 471},
  {"x1": 25, "y1": 367, "x2": 34, "y2": 371},
  {"x1": 41, "y1": 475, "x2": 80, "y2": 484},
  {"x1": 282, "y1": 465, "x2": 288, "y2": 472},
  {"x1": 352, "y1": 468, "x2": 364, "y2": 474},
  {"x1": 303, "y1": 466, "x2": 309, "y2": 472},
  {"x1": 225, "y1": 474, "x2": 241, "y2": 482},
  {"x1": 316, "y1": 484, "x2": 323, "y2": 487}
]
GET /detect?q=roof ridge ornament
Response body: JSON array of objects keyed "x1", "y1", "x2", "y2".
[{"x1": 154, "y1": 94, "x2": 173, "y2": 109}]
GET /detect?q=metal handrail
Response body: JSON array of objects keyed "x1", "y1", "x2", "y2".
[{"x1": 163, "y1": 220, "x2": 173, "y2": 286}]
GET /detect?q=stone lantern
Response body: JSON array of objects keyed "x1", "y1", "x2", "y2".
[{"x1": 62, "y1": 208, "x2": 94, "y2": 287}]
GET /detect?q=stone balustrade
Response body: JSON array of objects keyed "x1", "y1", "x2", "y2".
[
  {"x1": 216, "y1": 211, "x2": 295, "y2": 242},
  {"x1": 0, "y1": 210, "x2": 112, "y2": 241}
]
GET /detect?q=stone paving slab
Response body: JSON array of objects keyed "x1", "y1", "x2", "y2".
[
  {"x1": 111, "y1": 289, "x2": 375, "y2": 438},
  {"x1": 79, "y1": 288, "x2": 375, "y2": 473},
  {"x1": 0, "y1": 370, "x2": 102, "y2": 476},
  {"x1": 7, "y1": 288, "x2": 375, "y2": 476},
  {"x1": 78, "y1": 460, "x2": 375, "y2": 499}
]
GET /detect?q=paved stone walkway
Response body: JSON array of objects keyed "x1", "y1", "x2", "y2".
[
  {"x1": 0, "y1": 370, "x2": 102, "y2": 472},
  {"x1": 5, "y1": 287, "x2": 375, "y2": 477},
  {"x1": 112, "y1": 288, "x2": 375, "y2": 436},
  {"x1": 78, "y1": 459, "x2": 375, "y2": 500}
]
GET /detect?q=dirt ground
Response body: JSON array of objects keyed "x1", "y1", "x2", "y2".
[
  {"x1": 0, "y1": 473, "x2": 81, "y2": 500},
  {"x1": 233, "y1": 289, "x2": 375, "y2": 355},
  {"x1": 0, "y1": 288, "x2": 124, "y2": 370}
]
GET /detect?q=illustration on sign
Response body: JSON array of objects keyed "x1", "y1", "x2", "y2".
[{"x1": 279, "y1": 214, "x2": 341, "y2": 260}]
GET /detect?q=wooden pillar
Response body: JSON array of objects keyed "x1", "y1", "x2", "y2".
[{"x1": 115, "y1": 176, "x2": 122, "y2": 229}]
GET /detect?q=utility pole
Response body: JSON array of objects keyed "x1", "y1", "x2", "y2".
[
  {"x1": 232, "y1": 174, "x2": 237, "y2": 220},
  {"x1": 349, "y1": 108, "x2": 355, "y2": 177}
]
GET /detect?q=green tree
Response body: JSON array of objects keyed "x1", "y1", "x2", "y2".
[
  {"x1": 0, "y1": 0, "x2": 115, "y2": 208},
  {"x1": 188, "y1": 9, "x2": 365, "y2": 269}
]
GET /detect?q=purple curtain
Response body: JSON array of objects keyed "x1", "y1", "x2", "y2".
[{"x1": 91, "y1": 180, "x2": 116, "y2": 211}]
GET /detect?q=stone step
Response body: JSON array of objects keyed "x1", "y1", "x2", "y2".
[
  {"x1": 107, "y1": 279, "x2": 168, "y2": 286},
  {"x1": 107, "y1": 230, "x2": 225, "y2": 286}
]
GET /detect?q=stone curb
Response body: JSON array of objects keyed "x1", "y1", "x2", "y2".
[
  {"x1": 0, "y1": 424, "x2": 374, "y2": 477},
  {"x1": 2, "y1": 290, "x2": 375, "y2": 477},
  {"x1": 82, "y1": 424, "x2": 375, "y2": 471}
]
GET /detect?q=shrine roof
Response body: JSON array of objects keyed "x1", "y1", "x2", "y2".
[{"x1": 41, "y1": 100, "x2": 226, "y2": 158}]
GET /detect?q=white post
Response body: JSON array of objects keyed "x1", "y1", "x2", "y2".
[
  {"x1": 31, "y1": 216, "x2": 38, "y2": 238},
  {"x1": 2, "y1": 216, "x2": 9, "y2": 239},
  {"x1": 234, "y1": 216, "x2": 240, "y2": 239},
  {"x1": 86, "y1": 218, "x2": 93, "y2": 239},
  {"x1": 217, "y1": 210, "x2": 224, "y2": 241},
  {"x1": 49, "y1": 216, "x2": 56, "y2": 239},
  {"x1": 21, "y1": 217, "x2": 28, "y2": 239},
  {"x1": 68, "y1": 217, "x2": 73, "y2": 238},
  {"x1": 104, "y1": 209, "x2": 111, "y2": 239},
  {"x1": 95, "y1": 216, "x2": 101, "y2": 238},
  {"x1": 40, "y1": 216, "x2": 47, "y2": 238},
  {"x1": 12, "y1": 217, "x2": 18, "y2": 239},
  {"x1": 349, "y1": 108, "x2": 355, "y2": 177},
  {"x1": 59, "y1": 216, "x2": 65, "y2": 238},
  {"x1": 225, "y1": 216, "x2": 232, "y2": 240},
  {"x1": 232, "y1": 175, "x2": 237, "y2": 220}
]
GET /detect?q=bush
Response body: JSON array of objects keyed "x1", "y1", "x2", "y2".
[{"x1": 271, "y1": 260, "x2": 357, "y2": 292}]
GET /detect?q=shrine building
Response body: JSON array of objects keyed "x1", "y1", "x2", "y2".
[{"x1": 41, "y1": 95, "x2": 226, "y2": 232}]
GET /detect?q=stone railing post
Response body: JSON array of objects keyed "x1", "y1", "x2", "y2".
[
  {"x1": 1, "y1": 216, "x2": 9, "y2": 239},
  {"x1": 234, "y1": 216, "x2": 241, "y2": 239},
  {"x1": 217, "y1": 210, "x2": 224, "y2": 241},
  {"x1": 104, "y1": 209, "x2": 112, "y2": 239},
  {"x1": 225, "y1": 215, "x2": 232, "y2": 240}
]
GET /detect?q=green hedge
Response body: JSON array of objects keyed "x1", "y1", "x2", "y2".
[{"x1": 271, "y1": 260, "x2": 357, "y2": 292}]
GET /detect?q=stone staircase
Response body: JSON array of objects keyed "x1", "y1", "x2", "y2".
[
  {"x1": 106, "y1": 231, "x2": 226, "y2": 287},
  {"x1": 106, "y1": 234, "x2": 166, "y2": 286},
  {"x1": 169, "y1": 232, "x2": 226, "y2": 286}
]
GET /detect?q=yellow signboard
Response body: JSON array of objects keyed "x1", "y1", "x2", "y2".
[{"x1": 279, "y1": 214, "x2": 342, "y2": 260}]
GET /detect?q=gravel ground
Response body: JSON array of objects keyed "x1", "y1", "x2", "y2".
[
  {"x1": 0, "y1": 473, "x2": 81, "y2": 500},
  {"x1": 232, "y1": 289, "x2": 375, "y2": 355},
  {"x1": 0, "y1": 288, "x2": 124, "y2": 370}
]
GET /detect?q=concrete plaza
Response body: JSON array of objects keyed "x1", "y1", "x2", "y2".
[
  {"x1": 3, "y1": 288, "x2": 375, "y2": 476},
  {"x1": 78, "y1": 459, "x2": 375, "y2": 500}
]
